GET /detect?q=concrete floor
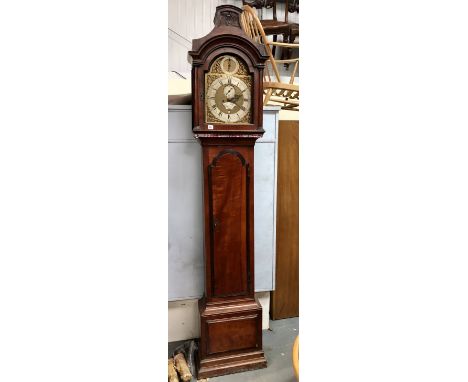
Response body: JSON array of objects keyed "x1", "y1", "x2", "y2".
[{"x1": 168, "y1": 317, "x2": 299, "y2": 382}]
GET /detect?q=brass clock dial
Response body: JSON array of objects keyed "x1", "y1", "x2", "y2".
[{"x1": 205, "y1": 55, "x2": 252, "y2": 124}]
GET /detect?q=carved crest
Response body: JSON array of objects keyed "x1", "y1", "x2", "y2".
[{"x1": 213, "y1": 5, "x2": 241, "y2": 28}]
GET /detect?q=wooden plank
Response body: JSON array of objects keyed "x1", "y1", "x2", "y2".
[{"x1": 270, "y1": 120, "x2": 299, "y2": 319}]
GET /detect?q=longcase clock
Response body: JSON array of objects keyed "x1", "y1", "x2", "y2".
[{"x1": 188, "y1": 5, "x2": 269, "y2": 379}]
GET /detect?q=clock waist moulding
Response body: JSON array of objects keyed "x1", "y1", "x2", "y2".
[{"x1": 188, "y1": 5, "x2": 269, "y2": 379}]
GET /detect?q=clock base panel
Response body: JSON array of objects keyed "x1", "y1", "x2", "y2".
[{"x1": 197, "y1": 297, "x2": 267, "y2": 378}]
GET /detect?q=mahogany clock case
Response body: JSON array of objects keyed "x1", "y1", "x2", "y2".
[
  {"x1": 195, "y1": 133, "x2": 266, "y2": 378},
  {"x1": 188, "y1": 5, "x2": 269, "y2": 379}
]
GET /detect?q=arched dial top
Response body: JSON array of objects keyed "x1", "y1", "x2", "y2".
[{"x1": 205, "y1": 54, "x2": 252, "y2": 124}]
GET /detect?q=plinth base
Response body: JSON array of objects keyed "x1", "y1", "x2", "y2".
[
  {"x1": 198, "y1": 349, "x2": 267, "y2": 379},
  {"x1": 197, "y1": 297, "x2": 267, "y2": 379}
]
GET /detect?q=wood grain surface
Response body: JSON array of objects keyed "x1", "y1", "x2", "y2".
[
  {"x1": 210, "y1": 151, "x2": 248, "y2": 297},
  {"x1": 271, "y1": 120, "x2": 299, "y2": 319}
]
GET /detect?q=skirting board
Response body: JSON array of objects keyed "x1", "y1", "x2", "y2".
[{"x1": 168, "y1": 292, "x2": 270, "y2": 343}]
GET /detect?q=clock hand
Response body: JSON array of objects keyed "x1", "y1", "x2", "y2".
[
  {"x1": 223, "y1": 96, "x2": 245, "y2": 114},
  {"x1": 231, "y1": 93, "x2": 243, "y2": 103}
]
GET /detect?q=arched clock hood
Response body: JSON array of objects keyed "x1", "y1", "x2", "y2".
[
  {"x1": 189, "y1": 5, "x2": 269, "y2": 136},
  {"x1": 188, "y1": 5, "x2": 268, "y2": 68}
]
